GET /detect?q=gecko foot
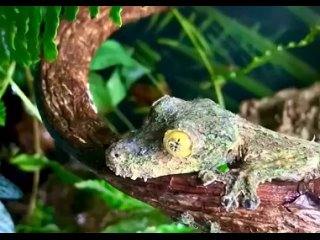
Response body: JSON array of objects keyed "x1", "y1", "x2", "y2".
[
  {"x1": 222, "y1": 195, "x2": 239, "y2": 212},
  {"x1": 199, "y1": 170, "x2": 218, "y2": 186},
  {"x1": 222, "y1": 174, "x2": 261, "y2": 211},
  {"x1": 241, "y1": 198, "x2": 260, "y2": 210},
  {"x1": 199, "y1": 169, "x2": 236, "y2": 186}
]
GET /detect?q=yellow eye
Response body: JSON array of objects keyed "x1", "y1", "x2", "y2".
[{"x1": 163, "y1": 129, "x2": 193, "y2": 158}]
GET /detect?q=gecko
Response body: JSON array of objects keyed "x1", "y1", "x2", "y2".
[{"x1": 105, "y1": 95, "x2": 320, "y2": 211}]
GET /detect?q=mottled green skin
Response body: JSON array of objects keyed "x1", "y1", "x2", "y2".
[{"x1": 105, "y1": 96, "x2": 320, "y2": 211}]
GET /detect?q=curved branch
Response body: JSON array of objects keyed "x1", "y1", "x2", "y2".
[
  {"x1": 37, "y1": 6, "x2": 168, "y2": 170},
  {"x1": 37, "y1": 6, "x2": 320, "y2": 233}
]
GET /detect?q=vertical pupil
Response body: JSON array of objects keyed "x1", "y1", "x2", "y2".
[{"x1": 169, "y1": 138, "x2": 181, "y2": 152}]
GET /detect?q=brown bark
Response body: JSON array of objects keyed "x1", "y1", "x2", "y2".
[
  {"x1": 239, "y1": 83, "x2": 320, "y2": 142},
  {"x1": 37, "y1": 6, "x2": 320, "y2": 233}
]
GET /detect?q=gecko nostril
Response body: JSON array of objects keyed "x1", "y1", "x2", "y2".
[{"x1": 109, "y1": 147, "x2": 121, "y2": 159}]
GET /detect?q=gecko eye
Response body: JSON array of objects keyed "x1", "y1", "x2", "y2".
[{"x1": 163, "y1": 129, "x2": 193, "y2": 158}]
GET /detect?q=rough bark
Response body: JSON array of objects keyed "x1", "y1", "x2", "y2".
[
  {"x1": 37, "y1": 6, "x2": 320, "y2": 233},
  {"x1": 239, "y1": 83, "x2": 320, "y2": 142}
]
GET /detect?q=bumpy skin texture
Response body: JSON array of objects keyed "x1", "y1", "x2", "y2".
[
  {"x1": 106, "y1": 96, "x2": 238, "y2": 180},
  {"x1": 106, "y1": 95, "x2": 320, "y2": 211}
]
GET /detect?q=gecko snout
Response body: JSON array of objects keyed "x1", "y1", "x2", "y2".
[
  {"x1": 106, "y1": 143, "x2": 125, "y2": 162},
  {"x1": 105, "y1": 143, "x2": 127, "y2": 174},
  {"x1": 105, "y1": 140, "x2": 152, "y2": 179},
  {"x1": 106, "y1": 140, "x2": 143, "y2": 166},
  {"x1": 110, "y1": 148, "x2": 121, "y2": 159}
]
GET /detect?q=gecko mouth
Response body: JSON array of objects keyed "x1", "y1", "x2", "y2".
[
  {"x1": 105, "y1": 144, "x2": 202, "y2": 182},
  {"x1": 105, "y1": 132, "x2": 203, "y2": 181}
]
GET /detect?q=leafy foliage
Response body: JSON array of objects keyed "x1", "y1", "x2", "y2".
[
  {"x1": 10, "y1": 152, "x2": 79, "y2": 184},
  {"x1": 63, "y1": 6, "x2": 79, "y2": 21},
  {"x1": 89, "y1": 40, "x2": 150, "y2": 115},
  {"x1": 137, "y1": 223, "x2": 196, "y2": 233},
  {"x1": 195, "y1": 7, "x2": 320, "y2": 85},
  {"x1": 171, "y1": 9, "x2": 225, "y2": 107},
  {"x1": 88, "y1": 6, "x2": 99, "y2": 18},
  {"x1": 75, "y1": 179, "x2": 152, "y2": 211},
  {"x1": 109, "y1": 6, "x2": 123, "y2": 27},
  {"x1": 101, "y1": 213, "x2": 191, "y2": 233},
  {"x1": 227, "y1": 25, "x2": 320, "y2": 80},
  {"x1": 43, "y1": 7, "x2": 61, "y2": 61},
  {"x1": 217, "y1": 163, "x2": 229, "y2": 173},
  {"x1": 89, "y1": 71, "x2": 126, "y2": 113},
  {"x1": 16, "y1": 201, "x2": 62, "y2": 233},
  {"x1": 155, "y1": 7, "x2": 320, "y2": 110},
  {"x1": 76, "y1": 179, "x2": 195, "y2": 233},
  {"x1": 90, "y1": 40, "x2": 144, "y2": 70},
  {"x1": 10, "y1": 154, "x2": 48, "y2": 172},
  {"x1": 0, "y1": 101, "x2": 5, "y2": 126},
  {"x1": 0, "y1": 6, "x2": 123, "y2": 66}
]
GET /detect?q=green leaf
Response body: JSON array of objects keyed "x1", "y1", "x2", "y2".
[
  {"x1": 0, "y1": 7, "x2": 17, "y2": 62},
  {"x1": 0, "y1": 29, "x2": 10, "y2": 65},
  {"x1": 0, "y1": 101, "x2": 6, "y2": 126},
  {"x1": 121, "y1": 63, "x2": 150, "y2": 89},
  {"x1": 0, "y1": 62, "x2": 15, "y2": 99},
  {"x1": 90, "y1": 39, "x2": 150, "y2": 104},
  {"x1": 146, "y1": 13, "x2": 160, "y2": 32},
  {"x1": 16, "y1": 223, "x2": 61, "y2": 233},
  {"x1": 0, "y1": 201, "x2": 15, "y2": 233},
  {"x1": 43, "y1": 6, "x2": 61, "y2": 61},
  {"x1": 75, "y1": 179, "x2": 152, "y2": 211},
  {"x1": 16, "y1": 201, "x2": 61, "y2": 233},
  {"x1": 63, "y1": 6, "x2": 79, "y2": 21},
  {"x1": 89, "y1": 72, "x2": 110, "y2": 112},
  {"x1": 89, "y1": 69, "x2": 126, "y2": 112},
  {"x1": 0, "y1": 174, "x2": 22, "y2": 200},
  {"x1": 195, "y1": 7, "x2": 320, "y2": 85},
  {"x1": 154, "y1": 11, "x2": 173, "y2": 34},
  {"x1": 217, "y1": 164, "x2": 229, "y2": 173},
  {"x1": 10, "y1": 154, "x2": 48, "y2": 172},
  {"x1": 0, "y1": 7, "x2": 29, "y2": 65},
  {"x1": 47, "y1": 161, "x2": 80, "y2": 184},
  {"x1": 109, "y1": 6, "x2": 123, "y2": 27},
  {"x1": 158, "y1": 38, "x2": 274, "y2": 98},
  {"x1": 26, "y1": 6, "x2": 42, "y2": 64},
  {"x1": 102, "y1": 212, "x2": 170, "y2": 233},
  {"x1": 0, "y1": 8, "x2": 10, "y2": 64},
  {"x1": 90, "y1": 40, "x2": 139, "y2": 70},
  {"x1": 14, "y1": 7, "x2": 31, "y2": 65},
  {"x1": 137, "y1": 223, "x2": 197, "y2": 233},
  {"x1": 133, "y1": 40, "x2": 161, "y2": 69},
  {"x1": 102, "y1": 217, "x2": 152, "y2": 233},
  {"x1": 172, "y1": 9, "x2": 224, "y2": 107},
  {"x1": 9, "y1": 80, "x2": 42, "y2": 122},
  {"x1": 89, "y1": 6, "x2": 99, "y2": 18},
  {"x1": 287, "y1": 6, "x2": 320, "y2": 27},
  {"x1": 106, "y1": 68, "x2": 127, "y2": 106}
]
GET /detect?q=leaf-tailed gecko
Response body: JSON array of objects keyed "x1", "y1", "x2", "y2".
[{"x1": 105, "y1": 95, "x2": 320, "y2": 211}]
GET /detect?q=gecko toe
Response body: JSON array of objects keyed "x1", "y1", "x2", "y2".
[
  {"x1": 242, "y1": 198, "x2": 260, "y2": 210},
  {"x1": 222, "y1": 195, "x2": 239, "y2": 212}
]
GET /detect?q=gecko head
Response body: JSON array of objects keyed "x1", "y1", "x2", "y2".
[{"x1": 105, "y1": 95, "x2": 237, "y2": 181}]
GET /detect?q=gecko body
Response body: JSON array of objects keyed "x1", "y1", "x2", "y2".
[{"x1": 105, "y1": 96, "x2": 320, "y2": 211}]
